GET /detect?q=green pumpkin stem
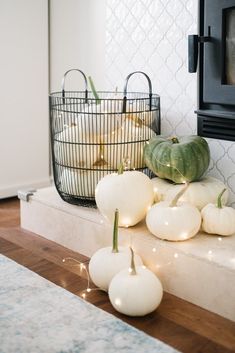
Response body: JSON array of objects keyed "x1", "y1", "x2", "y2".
[
  {"x1": 130, "y1": 247, "x2": 137, "y2": 276},
  {"x1": 171, "y1": 137, "x2": 179, "y2": 144},
  {"x1": 118, "y1": 158, "x2": 129, "y2": 174},
  {"x1": 117, "y1": 163, "x2": 124, "y2": 175},
  {"x1": 112, "y1": 209, "x2": 119, "y2": 253},
  {"x1": 217, "y1": 188, "x2": 226, "y2": 209},
  {"x1": 88, "y1": 76, "x2": 101, "y2": 104},
  {"x1": 170, "y1": 182, "x2": 189, "y2": 207}
]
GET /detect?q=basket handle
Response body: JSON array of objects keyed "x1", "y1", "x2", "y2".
[
  {"x1": 122, "y1": 71, "x2": 152, "y2": 113},
  {"x1": 61, "y1": 69, "x2": 88, "y2": 104}
]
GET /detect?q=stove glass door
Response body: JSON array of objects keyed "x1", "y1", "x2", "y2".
[{"x1": 225, "y1": 8, "x2": 235, "y2": 85}]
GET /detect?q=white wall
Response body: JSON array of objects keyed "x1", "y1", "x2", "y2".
[
  {"x1": 50, "y1": 0, "x2": 106, "y2": 92},
  {"x1": 0, "y1": 0, "x2": 50, "y2": 198},
  {"x1": 0, "y1": 0, "x2": 107, "y2": 198},
  {"x1": 105, "y1": 0, "x2": 235, "y2": 206}
]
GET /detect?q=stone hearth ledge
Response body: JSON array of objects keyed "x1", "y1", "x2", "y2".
[{"x1": 20, "y1": 187, "x2": 235, "y2": 322}]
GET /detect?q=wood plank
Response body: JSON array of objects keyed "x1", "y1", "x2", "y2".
[
  {"x1": 1, "y1": 236, "x2": 235, "y2": 353},
  {"x1": 0, "y1": 197, "x2": 20, "y2": 227}
]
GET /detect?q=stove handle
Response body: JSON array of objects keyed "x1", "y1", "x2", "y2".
[
  {"x1": 188, "y1": 31, "x2": 211, "y2": 73},
  {"x1": 188, "y1": 35, "x2": 199, "y2": 73}
]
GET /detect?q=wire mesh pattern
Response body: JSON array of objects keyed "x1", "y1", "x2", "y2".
[{"x1": 49, "y1": 72, "x2": 160, "y2": 207}]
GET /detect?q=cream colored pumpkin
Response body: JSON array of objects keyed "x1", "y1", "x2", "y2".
[
  {"x1": 77, "y1": 101, "x2": 122, "y2": 135},
  {"x1": 60, "y1": 167, "x2": 110, "y2": 197},
  {"x1": 102, "y1": 96, "x2": 154, "y2": 127},
  {"x1": 152, "y1": 176, "x2": 229, "y2": 210},
  {"x1": 146, "y1": 184, "x2": 201, "y2": 241},
  {"x1": 109, "y1": 248, "x2": 163, "y2": 316},
  {"x1": 95, "y1": 170, "x2": 154, "y2": 227},
  {"x1": 89, "y1": 210, "x2": 143, "y2": 291},
  {"x1": 54, "y1": 125, "x2": 99, "y2": 168},
  {"x1": 102, "y1": 118, "x2": 155, "y2": 170},
  {"x1": 201, "y1": 189, "x2": 235, "y2": 236}
]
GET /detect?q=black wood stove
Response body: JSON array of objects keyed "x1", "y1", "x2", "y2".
[{"x1": 189, "y1": 0, "x2": 235, "y2": 141}]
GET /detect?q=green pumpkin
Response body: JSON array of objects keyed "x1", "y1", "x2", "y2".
[{"x1": 144, "y1": 135, "x2": 210, "y2": 184}]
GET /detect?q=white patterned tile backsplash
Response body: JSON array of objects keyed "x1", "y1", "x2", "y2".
[{"x1": 105, "y1": 0, "x2": 235, "y2": 206}]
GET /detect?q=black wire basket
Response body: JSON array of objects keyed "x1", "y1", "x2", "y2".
[{"x1": 49, "y1": 70, "x2": 161, "y2": 207}]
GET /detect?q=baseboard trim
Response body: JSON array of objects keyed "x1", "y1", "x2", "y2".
[{"x1": 0, "y1": 178, "x2": 52, "y2": 199}]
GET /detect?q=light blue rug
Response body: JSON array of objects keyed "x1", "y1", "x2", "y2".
[{"x1": 0, "y1": 255, "x2": 179, "y2": 353}]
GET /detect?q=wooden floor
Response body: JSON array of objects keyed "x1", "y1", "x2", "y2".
[{"x1": 0, "y1": 198, "x2": 235, "y2": 353}]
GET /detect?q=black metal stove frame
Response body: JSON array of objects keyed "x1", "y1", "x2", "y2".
[{"x1": 189, "y1": 0, "x2": 235, "y2": 142}]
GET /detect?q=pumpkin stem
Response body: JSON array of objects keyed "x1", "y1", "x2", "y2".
[
  {"x1": 93, "y1": 141, "x2": 108, "y2": 167},
  {"x1": 217, "y1": 188, "x2": 226, "y2": 209},
  {"x1": 171, "y1": 137, "x2": 179, "y2": 144},
  {"x1": 127, "y1": 114, "x2": 143, "y2": 128},
  {"x1": 117, "y1": 163, "x2": 124, "y2": 175},
  {"x1": 117, "y1": 158, "x2": 130, "y2": 174},
  {"x1": 112, "y1": 209, "x2": 119, "y2": 253},
  {"x1": 170, "y1": 182, "x2": 189, "y2": 207},
  {"x1": 88, "y1": 76, "x2": 101, "y2": 104},
  {"x1": 129, "y1": 247, "x2": 137, "y2": 276}
]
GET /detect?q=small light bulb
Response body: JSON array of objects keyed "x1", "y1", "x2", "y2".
[
  {"x1": 142, "y1": 265, "x2": 146, "y2": 269},
  {"x1": 167, "y1": 163, "x2": 170, "y2": 167},
  {"x1": 152, "y1": 247, "x2": 156, "y2": 252},
  {"x1": 87, "y1": 288, "x2": 91, "y2": 293},
  {"x1": 62, "y1": 259, "x2": 66, "y2": 263},
  {"x1": 81, "y1": 293, "x2": 86, "y2": 299},
  {"x1": 174, "y1": 253, "x2": 179, "y2": 258},
  {"x1": 128, "y1": 267, "x2": 133, "y2": 273},
  {"x1": 80, "y1": 264, "x2": 85, "y2": 270},
  {"x1": 115, "y1": 298, "x2": 121, "y2": 306},
  {"x1": 218, "y1": 237, "x2": 222, "y2": 241}
]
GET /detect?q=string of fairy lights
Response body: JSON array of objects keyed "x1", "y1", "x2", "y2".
[
  {"x1": 60, "y1": 154, "x2": 232, "y2": 300},
  {"x1": 61, "y1": 233, "x2": 228, "y2": 300},
  {"x1": 62, "y1": 257, "x2": 101, "y2": 299}
]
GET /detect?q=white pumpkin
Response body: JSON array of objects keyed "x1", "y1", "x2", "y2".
[
  {"x1": 95, "y1": 170, "x2": 154, "y2": 227},
  {"x1": 152, "y1": 176, "x2": 229, "y2": 210},
  {"x1": 54, "y1": 125, "x2": 99, "y2": 168},
  {"x1": 102, "y1": 94, "x2": 154, "y2": 127},
  {"x1": 146, "y1": 184, "x2": 201, "y2": 241},
  {"x1": 201, "y1": 189, "x2": 235, "y2": 236},
  {"x1": 60, "y1": 167, "x2": 110, "y2": 197},
  {"x1": 103, "y1": 118, "x2": 155, "y2": 170},
  {"x1": 76, "y1": 101, "x2": 122, "y2": 135},
  {"x1": 109, "y1": 248, "x2": 163, "y2": 316},
  {"x1": 89, "y1": 210, "x2": 143, "y2": 291}
]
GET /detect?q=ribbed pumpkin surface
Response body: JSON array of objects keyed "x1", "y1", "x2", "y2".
[{"x1": 144, "y1": 136, "x2": 210, "y2": 183}]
